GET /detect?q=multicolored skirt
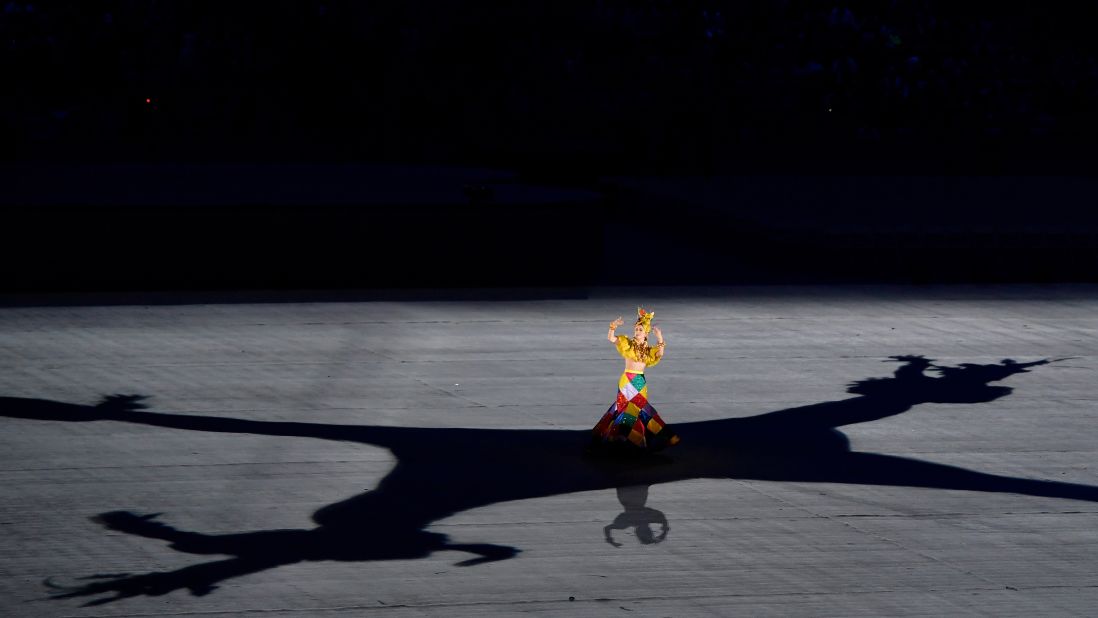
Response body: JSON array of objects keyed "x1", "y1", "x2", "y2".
[{"x1": 592, "y1": 371, "x2": 679, "y2": 452}]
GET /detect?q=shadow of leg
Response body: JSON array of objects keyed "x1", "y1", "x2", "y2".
[{"x1": 784, "y1": 452, "x2": 1098, "y2": 504}]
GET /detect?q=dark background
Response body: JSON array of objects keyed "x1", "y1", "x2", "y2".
[{"x1": 4, "y1": 1, "x2": 1097, "y2": 295}]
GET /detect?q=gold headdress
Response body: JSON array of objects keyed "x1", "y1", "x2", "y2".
[{"x1": 635, "y1": 307, "x2": 654, "y2": 333}]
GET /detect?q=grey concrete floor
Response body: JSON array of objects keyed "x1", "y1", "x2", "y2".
[{"x1": 1, "y1": 285, "x2": 1096, "y2": 617}]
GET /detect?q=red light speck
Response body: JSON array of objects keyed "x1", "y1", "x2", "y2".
[{"x1": 145, "y1": 98, "x2": 151, "y2": 104}]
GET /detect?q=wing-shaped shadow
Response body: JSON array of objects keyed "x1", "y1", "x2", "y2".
[{"x1": 2, "y1": 355, "x2": 1093, "y2": 606}]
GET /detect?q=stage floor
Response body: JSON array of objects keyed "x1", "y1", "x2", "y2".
[{"x1": 2, "y1": 285, "x2": 1096, "y2": 616}]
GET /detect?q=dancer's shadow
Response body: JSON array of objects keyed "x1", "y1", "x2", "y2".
[
  {"x1": 0, "y1": 354, "x2": 1092, "y2": 606},
  {"x1": 604, "y1": 485, "x2": 668, "y2": 547}
]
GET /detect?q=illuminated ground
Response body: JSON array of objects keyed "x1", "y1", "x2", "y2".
[{"x1": 2, "y1": 285, "x2": 1096, "y2": 616}]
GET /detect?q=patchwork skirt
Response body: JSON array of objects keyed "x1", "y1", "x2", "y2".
[{"x1": 592, "y1": 371, "x2": 679, "y2": 452}]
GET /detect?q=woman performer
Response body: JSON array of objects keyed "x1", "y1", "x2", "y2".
[{"x1": 591, "y1": 307, "x2": 680, "y2": 453}]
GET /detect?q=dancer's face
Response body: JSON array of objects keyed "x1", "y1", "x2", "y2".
[{"x1": 633, "y1": 323, "x2": 647, "y2": 341}]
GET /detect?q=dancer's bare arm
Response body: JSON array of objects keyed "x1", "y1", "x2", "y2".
[{"x1": 608, "y1": 316, "x2": 624, "y2": 342}]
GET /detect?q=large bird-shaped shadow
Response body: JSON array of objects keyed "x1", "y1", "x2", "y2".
[{"x1": 1, "y1": 355, "x2": 1091, "y2": 606}]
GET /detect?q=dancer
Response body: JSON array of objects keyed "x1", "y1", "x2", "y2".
[{"x1": 591, "y1": 307, "x2": 680, "y2": 453}]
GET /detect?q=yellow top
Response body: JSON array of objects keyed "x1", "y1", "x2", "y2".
[{"x1": 615, "y1": 335, "x2": 663, "y2": 367}]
